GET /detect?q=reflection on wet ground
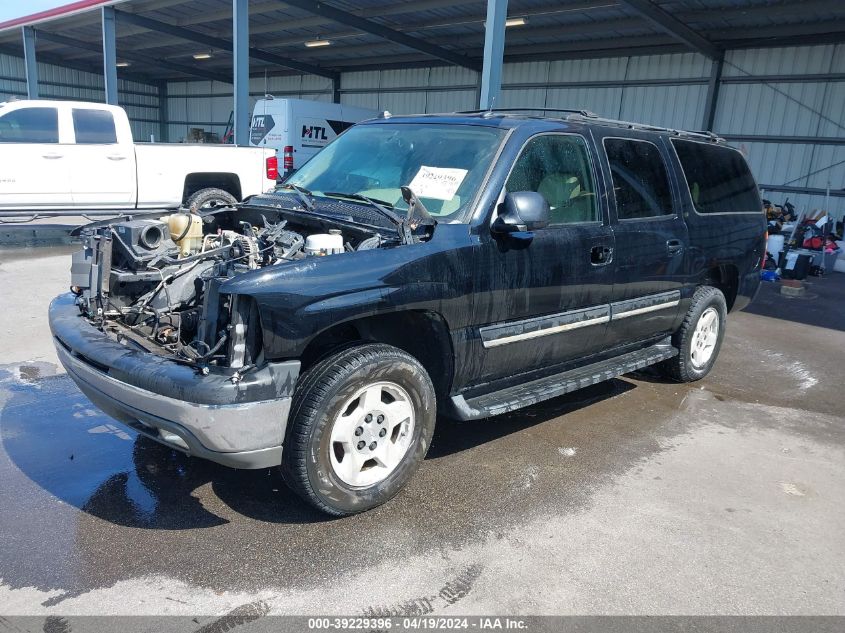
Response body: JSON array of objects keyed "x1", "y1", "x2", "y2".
[
  {"x1": 0, "y1": 359, "x2": 683, "y2": 602},
  {"x1": 4, "y1": 273, "x2": 845, "y2": 607}
]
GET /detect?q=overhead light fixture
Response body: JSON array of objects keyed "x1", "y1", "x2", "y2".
[
  {"x1": 116, "y1": 61, "x2": 131, "y2": 68},
  {"x1": 192, "y1": 51, "x2": 213, "y2": 60},
  {"x1": 304, "y1": 39, "x2": 331, "y2": 48},
  {"x1": 505, "y1": 17, "x2": 528, "y2": 27}
]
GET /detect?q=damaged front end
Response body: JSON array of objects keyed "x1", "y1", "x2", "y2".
[
  {"x1": 71, "y1": 213, "x2": 292, "y2": 372},
  {"x1": 68, "y1": 198, "x2": 413, "y2": 372},
  {"x1": 51, "y1": 192, "x2": 431, "y2": 467}
]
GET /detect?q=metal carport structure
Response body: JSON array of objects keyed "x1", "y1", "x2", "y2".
[{"x1": 0, "y1": 0, "x2": 844, "y2": 213}]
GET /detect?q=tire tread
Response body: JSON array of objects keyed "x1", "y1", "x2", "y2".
[
  {"x1": 281, "y1": 343, "x2": 432, "y2": 516},
  {"x1": 661, "y1": 285, "x2": 726, "y2": 383}
]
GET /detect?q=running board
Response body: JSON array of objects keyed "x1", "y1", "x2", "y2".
[{"x1": 449, "y1": 338, "x2": 678, "y2": 421}]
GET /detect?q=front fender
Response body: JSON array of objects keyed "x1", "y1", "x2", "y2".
[{"x1": 217, "y1": 223, "x2": 474, "y2": 360}]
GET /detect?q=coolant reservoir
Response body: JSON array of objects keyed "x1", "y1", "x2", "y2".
[
  {"x1": 304, "y1": 232, "x2": 344, "y2": 256},
  {"x1": 165, "y1": 213, "x2": 203, "y2": 257}
]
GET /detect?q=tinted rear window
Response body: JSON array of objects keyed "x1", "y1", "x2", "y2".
[
  {"x1": 604, "y1": 138, "x2": 674, "y2": 220},
  {"x1": 73, "y1": 109, "x2": 117, "y2": 144},
  {"x1": 671, "y1": 140, "x2": 761, "y2": 214}
]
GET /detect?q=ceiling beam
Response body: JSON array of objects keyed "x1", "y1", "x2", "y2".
[
  {"x1": 0, "y1": 43, "x2": 159, "y2": 87},
  {"x1": 276, "y1": 0, "x2": 481, "y2": 71},
  {"x1": 616, "y1": 0, "x2": 721, "y2": 59},
  {"x1": 238, "y1": 0, "x2": 498, "y2": 37},
  {"x1": 114, "y1": 9, "x2": 338, "y2": 79},
  {"x1": 34, "y1": 30, "x2": 234, "y2": 83},
  {"x1": 283, "y1": 18, "x2": 650, "y2": 59},
  {"x1": 682, "y1": 0, "x2": 845, "y2": 24},
  {"x1": 202, "y1": 0, "x2": 618, "y2": 52}
]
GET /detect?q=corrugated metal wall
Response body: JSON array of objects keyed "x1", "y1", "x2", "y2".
[
  {"x1": 3, "y1": 42, "x2": 843, "y2": 219},
  {"x1": 0, "y1": 52, "x2": 160, "y2": 141},
  {"x1": 717, "y1": 45, "x2": 845, "y2": 218},
  {"x1": 168, "y1": 47, "x2": 841, "y2": 217},
  {"x1": 166, "y1": 74, "x2": 334, "y2": 142}
]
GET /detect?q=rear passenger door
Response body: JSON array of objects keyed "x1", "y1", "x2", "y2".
[
  {"x1": 67, "y1": 108, "x2": 136, "y2": 208},
  {"x1": 596, "y1": 134, "x2": 689, "y2": 349}
]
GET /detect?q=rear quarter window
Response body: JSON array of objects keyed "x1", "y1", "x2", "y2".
[{"x1": 671, "y1": 139, "x2": 761, "y2": 214}]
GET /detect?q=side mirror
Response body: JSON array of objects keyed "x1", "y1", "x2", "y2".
[{"x1": 491, "y1": 192, "x2": 550, "y2": 236}]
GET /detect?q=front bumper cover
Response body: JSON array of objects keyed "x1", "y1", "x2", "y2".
[{"x1": 49, "y1": 294, "x2": 300, "y2": 469}]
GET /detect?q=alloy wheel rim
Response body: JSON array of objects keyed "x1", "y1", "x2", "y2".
[
  {"x1": 329, "y1": 381, "x2": 415, "y2": 487},
  {"x1": 690, "y1": 306, "x2": 719, "y2": 369}
]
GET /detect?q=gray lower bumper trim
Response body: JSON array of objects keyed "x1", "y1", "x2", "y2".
[{"x1": 56, "y1": 343, "x2": 290, "y2": 469}]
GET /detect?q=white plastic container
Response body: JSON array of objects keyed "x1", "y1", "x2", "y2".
[
  {"x1": 767, "y1": 234, "x2": 785, "y2": 256},
  {"x1": 164, "y1": 213, "x2": 203, "y2": 257},
  {"x1": 304, "y1": 233, "x2": 344, "y2": 256}
]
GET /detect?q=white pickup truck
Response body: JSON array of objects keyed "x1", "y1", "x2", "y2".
[{"x1": 0, "y1": 99, "x2": 278, "y2": 213}]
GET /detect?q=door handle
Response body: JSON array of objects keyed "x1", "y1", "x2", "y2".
[
  {"x1": 667, "y1": 239, "x2": 684, "y2": 255},
  {"x1": 42, "y1": 153, "x2": 63, "y2": 159},
  {"x1": 590, "y1": 245, "x2": 613, "y2": 266},
  {"x1": 107, "y1": 154, "x2": 127, "y2": 161}
]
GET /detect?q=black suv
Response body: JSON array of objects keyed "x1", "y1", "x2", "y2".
[{"x1": 50, "y1": 110, "x2": 766, "y2": 515}]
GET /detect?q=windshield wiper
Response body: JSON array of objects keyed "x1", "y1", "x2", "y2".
[
  {"x1": 277, "y1": 183, "x2": 316, "y2": 212},
  {"x1": 323, "y1": 191, "x2": 406, "y2": 228}
]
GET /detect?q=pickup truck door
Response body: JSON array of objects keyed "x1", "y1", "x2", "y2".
[
  {"x1": 594, "y1": 132, "x2": 689, "y2": 349},
  {"x1": 466, "y1": 132, "x2": 616, "y2": 388},
  {"x1": 67, "y1": 107, "x2": 136, "y2": 208},
  {"x1": 0, "y1": 105, "x2": 71, "y2": 208}
]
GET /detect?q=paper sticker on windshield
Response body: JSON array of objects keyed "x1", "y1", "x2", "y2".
[{"x1": 408, "y1": 166, "x2": 468, "y2": 201}]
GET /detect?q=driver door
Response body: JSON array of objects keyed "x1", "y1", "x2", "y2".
[
  {"x1": 467, "y1": 133, "x2": 616, "y2": 387},
  {"x1": 0, "y1": 105, "x2": 71, "y2": 208}
]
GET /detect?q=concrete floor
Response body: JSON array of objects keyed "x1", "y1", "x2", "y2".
[{"x1": 0, "y1": 246, "x2": 843, "y2": 616}]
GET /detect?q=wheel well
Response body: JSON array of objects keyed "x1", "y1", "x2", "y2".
[
  {"x1": 300, "y1": 311, "x2": 454, "y2": 400},
  {"x1": 182, "y1": 173, "x2": 242, "y2": 203},
  {"x1": 705, "y1": 264, "x2": 739, "y2": 311}
]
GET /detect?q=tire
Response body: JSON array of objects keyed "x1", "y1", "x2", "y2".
[
  {"x1": 184, "y1": 187, "x2": 237, "y2": 213},
  {"x1": 660, "y1": 285, "x2": 727, "y2": 382},
  {"x1": 281, "y1": 343, "x2": 436, "y2": 516}
]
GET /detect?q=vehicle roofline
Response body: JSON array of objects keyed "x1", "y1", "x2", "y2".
[{"x1": 356, "y1": 109, "x2": 726, "y2": 143}]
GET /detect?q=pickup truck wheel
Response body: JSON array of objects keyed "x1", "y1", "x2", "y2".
[
  {"x1": 185, "y1": 187, "x2": 237, "y2": 213},
  {"x1": 281, "y1": 344, "x2": 436, "y2": 516},
  {"x1": 660, "y1": 285, "x2": 727, "y2": 382}
]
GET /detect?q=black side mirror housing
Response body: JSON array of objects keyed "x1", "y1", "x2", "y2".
[{"x1": 491, "y1": 192, "x2": 551, "y2": 236}]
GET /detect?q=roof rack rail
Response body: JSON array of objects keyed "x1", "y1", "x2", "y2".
[
  {"x1": 566, "y1": 112, "x2": 725, "y2": 142},
  {"x1": 457, "y1": 107, "x2": 599, "y2": 118},
  {"x1": 454, "y1": 107, "x2": 725, "y2": 143}
]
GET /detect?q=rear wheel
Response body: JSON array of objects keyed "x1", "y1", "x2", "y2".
[
  {"x1": 660, "y1": 285, "x2": 727, "y2": 382},
  {"x1": 281, "y1": 344, "x2": 436, "y2": 516},
  {"x1": 185, "y1": 187, "x2": 237, "y2": 213}
]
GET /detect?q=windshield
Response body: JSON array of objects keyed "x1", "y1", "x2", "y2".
[{"x1": 284, "y1": 122, "x2": 507, "y2": 222}]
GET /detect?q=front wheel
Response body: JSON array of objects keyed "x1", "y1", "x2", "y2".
[
  {"x1": 281, "y1": 344, "x2": 436, "y2": 516},
  {"x1": 659, "y1": 285, "x2": 727, "y2": 382}
]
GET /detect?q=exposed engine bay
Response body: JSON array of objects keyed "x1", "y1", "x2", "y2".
[{"x1": 70, "y1": 201, "x2": 412, "y2": 372}]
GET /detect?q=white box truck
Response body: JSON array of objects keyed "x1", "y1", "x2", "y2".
[{"x1": 249, "y1": 97, "x2": 378, "y2": 176}]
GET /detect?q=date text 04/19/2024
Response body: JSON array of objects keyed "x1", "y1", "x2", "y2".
[{"x1": 306, "y1": 617, "x2": 529, "y2": 630}]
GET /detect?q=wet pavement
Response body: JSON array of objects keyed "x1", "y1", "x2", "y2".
[{"x1": 0, "y1": 247, "x2": 843, "y2": 615}]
